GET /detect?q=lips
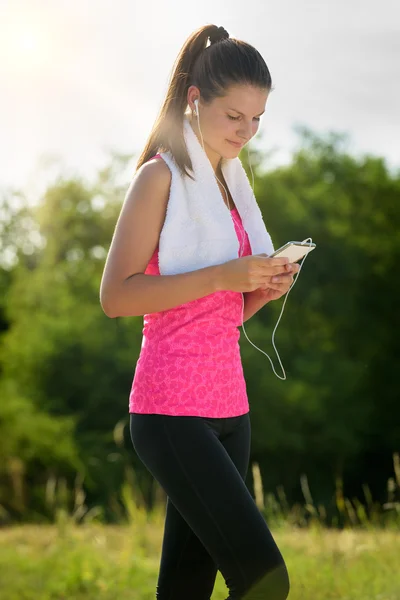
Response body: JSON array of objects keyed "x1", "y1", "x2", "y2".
[{"x1": 227, "y1": 140, "x2": 243, "y2": 148}]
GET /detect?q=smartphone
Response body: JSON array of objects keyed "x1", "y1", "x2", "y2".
[{"x1": 270, "y1": 241, "x2": 316, "y2": 263}]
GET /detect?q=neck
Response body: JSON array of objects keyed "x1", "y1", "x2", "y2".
[{"x1": 188, "y1": 116, "x2": 222, "y2": 175}]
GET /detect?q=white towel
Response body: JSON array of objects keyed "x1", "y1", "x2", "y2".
[{"x1": 158, "y1": 115, "x2": 274, "y2": 276}]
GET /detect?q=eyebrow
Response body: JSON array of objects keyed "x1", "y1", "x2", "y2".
[{"x1": 228, "y1": 107, "x2": 265, "y2": 117}]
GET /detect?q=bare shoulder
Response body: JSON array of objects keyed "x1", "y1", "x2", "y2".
[
  {"x1": 134, "y1": 156, "x2": 171, "y2": 191},
  {"x1": 100, "y1": 153, "x2": 175, "y2": 315},
  {"x1": 120, "y1": 155, "x2": 172, "y2": 219}
]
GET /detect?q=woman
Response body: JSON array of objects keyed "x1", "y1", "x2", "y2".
[{"x1": 100, "y1": 23, "x2": 299, "y2": 600}]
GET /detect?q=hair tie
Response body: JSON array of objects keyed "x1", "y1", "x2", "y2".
[{"x1": 209, "y1": 26, "x2": 229, "y2": 44}]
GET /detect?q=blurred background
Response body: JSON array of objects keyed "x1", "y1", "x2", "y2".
[{"x1": 0, "y1": 1, "x2": 399, "y2": 597}]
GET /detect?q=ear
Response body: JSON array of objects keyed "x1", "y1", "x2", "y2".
[{"x1": 187, "y1": 85, "x2": 200, "y2": 112}]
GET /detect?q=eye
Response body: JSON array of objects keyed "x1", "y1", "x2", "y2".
[{"x1": 227, "y1": 114, "x2": 262, "y2": 122}]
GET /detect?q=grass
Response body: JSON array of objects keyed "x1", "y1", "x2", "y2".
[
  {"x1": 0, "y1": 454, "x2": 399, "y2": 599},
  {"x1": 0, "y1": 519, "x2": 399, "y2": 599}
]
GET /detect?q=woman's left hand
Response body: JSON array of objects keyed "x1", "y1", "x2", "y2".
[{"x1": 256, "y1": 262, "x2": 300, "y2": 302}]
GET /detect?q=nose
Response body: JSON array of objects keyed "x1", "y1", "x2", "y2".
[{"x1": 237, "y1": 121, "x2": 253, "y2": 143}]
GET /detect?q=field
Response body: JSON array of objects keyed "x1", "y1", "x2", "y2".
[{"x1": 0, "y1": 512, "x2": 399, "y2": 599}]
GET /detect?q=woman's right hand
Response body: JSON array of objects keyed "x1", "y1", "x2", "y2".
[{"x1": 216, "y1": 253, "x2": 293, "y2": 293}]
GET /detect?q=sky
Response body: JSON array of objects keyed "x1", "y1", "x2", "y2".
[{"x1": 1, "y1": 0, "x2": 399, "y2": 203}]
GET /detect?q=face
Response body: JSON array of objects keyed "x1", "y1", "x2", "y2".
[{"x1": 187, "y1": 83, "x2": 269, "y2": 163}]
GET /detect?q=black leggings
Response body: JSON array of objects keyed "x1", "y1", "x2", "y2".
[{"x1": 130, "y1": 412, "x2": 290, "y2": 600}]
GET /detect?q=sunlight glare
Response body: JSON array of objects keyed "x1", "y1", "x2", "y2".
[{"x1": 4, "y1": 24, "x2": 49, "y2": 72}]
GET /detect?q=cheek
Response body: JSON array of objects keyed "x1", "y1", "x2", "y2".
[
  {"x1": 204, "y1": 115, "x2": 223, "y2": 136},
  {"x1": 217, "y1": 116, "x2": 233, "y2": 134},
  {"x1": 211, "y1": 117, "x2": 234, "y2": 142}
]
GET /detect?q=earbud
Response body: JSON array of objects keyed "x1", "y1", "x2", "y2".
[
  {"x1": 189, "y1": 91, "x2": 312, "y2": 381},
  {"x1": 187, "y1": 95, "x2": 311, "y2": 381}
]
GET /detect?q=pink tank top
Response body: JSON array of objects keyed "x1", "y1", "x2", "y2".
[{"x1": 129, "y1": 154, "x2": 252, "y2": 417}]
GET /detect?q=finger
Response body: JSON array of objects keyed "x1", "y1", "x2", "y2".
[
  {"x1": 273, "y1": 261, "x2": 300, "y2": 274},
  {"x1": 256, "y1": 272, "x2": 295, "y2": 289},
  {"x1": 270, "y1": 275, "x2": 295, "y2": 284},
  {"x1": 281, "y1": 263, "x2": 300, "y2": 273},
  {"x1": 275, "y1": 264, "x2": 300, "y2": 277},
  {"x1": 259, "y1": 284, "x2": 281, "y2": 292},
  {"x1": 256, "y1": 279, "x2": 280, "y2": 291},
  {"x1": 263, "y1": 277, "x2": 290, "y2": 290},
  {"x1": 260, "y1": 264, "x2": 294, "y2": 276},
  {"x1": 257, "y1": 256, "x2": 290, "y2": 268},
  {"x1": 267, "y1": 280, "x2": 294, "y2": 293},
  {"x1": 264, "y1": 284, "x2": 289, "y2": 294}
]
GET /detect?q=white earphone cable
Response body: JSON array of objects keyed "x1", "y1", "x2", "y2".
[{"x1": 194, "y1": 100, "x2": 312, "y2": 380}]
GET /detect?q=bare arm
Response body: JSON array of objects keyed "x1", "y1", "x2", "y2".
[
  {"x1": 242, "y1": 290, "x2": 271, "y2": 323},
  {"x1": 99, "y1": 158, "x2": 223, "y2": 318},
  {"x1": 113, "y1": 267, "x2": 221, "y2": 317}
]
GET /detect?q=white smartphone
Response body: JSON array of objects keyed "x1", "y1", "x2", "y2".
[{"x1": 270, "y1": 241, "x2": 316, "y2": 263}]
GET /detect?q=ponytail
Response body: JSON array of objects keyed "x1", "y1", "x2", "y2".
[{"x1": 135, "y1": 24, "x2": 272, "y2": 179}]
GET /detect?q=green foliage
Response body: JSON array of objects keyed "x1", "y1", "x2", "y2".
[
  {"x1": 0, "y1": 523, "x2": 399, "y2": 599},
  {"x1": 0, "y1": 378, "x2": 80, "y2": 520},
  {"x1": 239, "y1": 129, "x2": 400, "y2": 508},
  {"x1": 0, "y1": 131, "x2": 399, "y2": 521}
]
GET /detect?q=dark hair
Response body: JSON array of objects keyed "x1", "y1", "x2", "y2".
[{"x1": 135, "y1": 24, "x2": 273, "y2": 179}]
